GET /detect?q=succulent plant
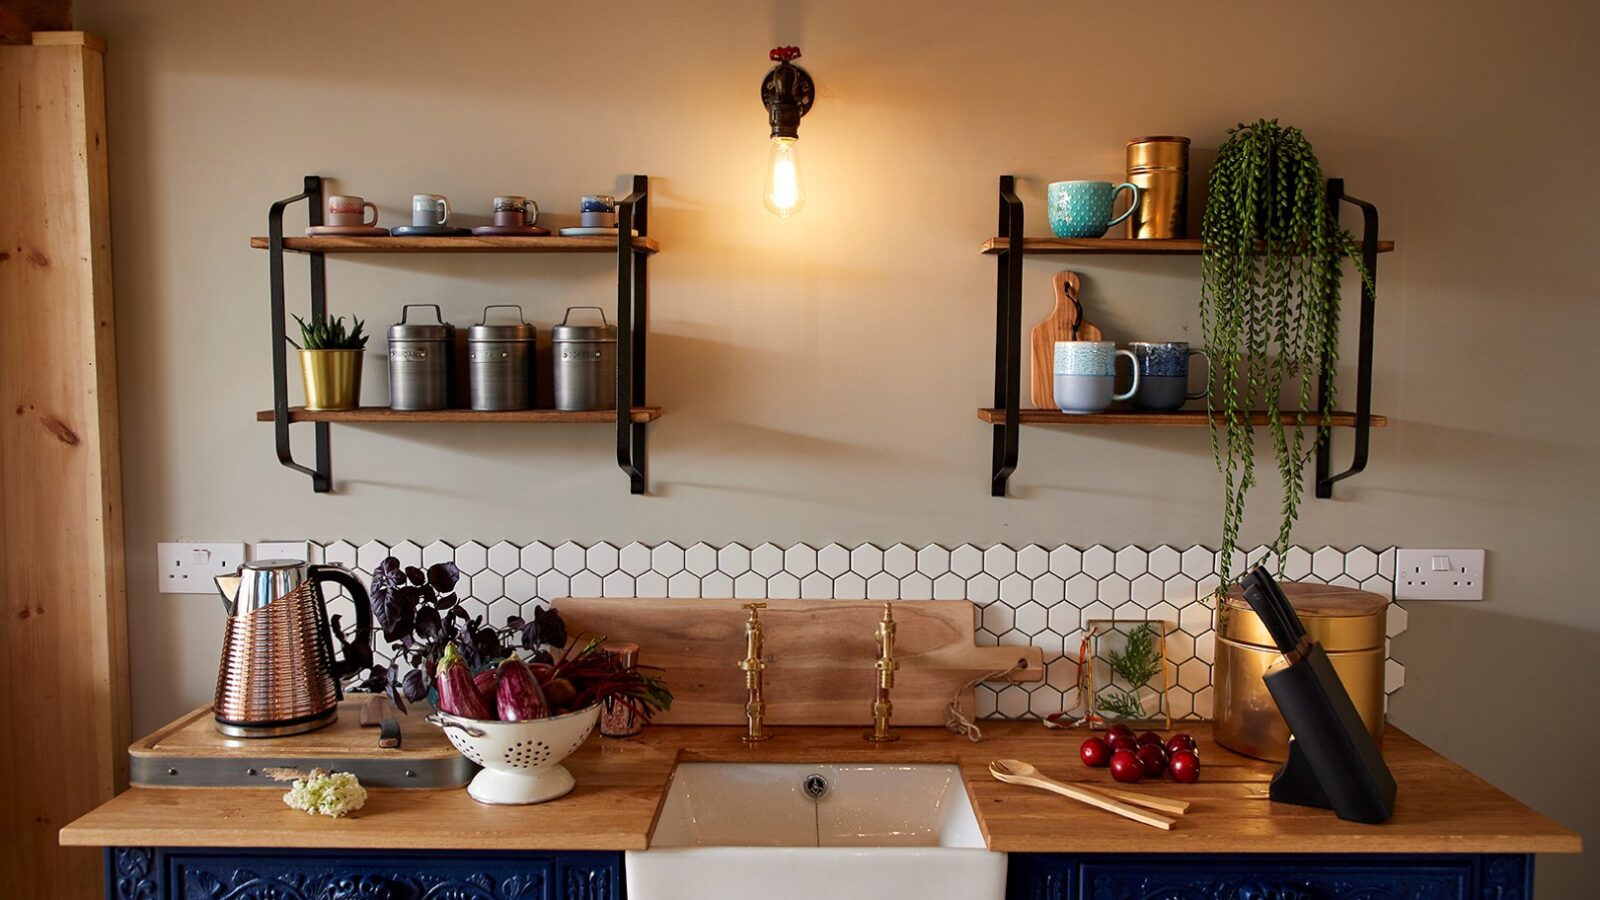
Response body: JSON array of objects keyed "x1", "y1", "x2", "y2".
[{"x1": 290, "y1": 313, "x2": 368, "y2": 350}]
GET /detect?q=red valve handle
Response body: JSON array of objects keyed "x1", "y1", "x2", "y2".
[{"x1": 769, "y1": 46, "x2": 802, "y2": 62}]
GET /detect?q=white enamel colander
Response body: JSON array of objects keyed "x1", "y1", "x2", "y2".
[{"x1": 426, "y1": 703, "x2": 601, "y2": 805}]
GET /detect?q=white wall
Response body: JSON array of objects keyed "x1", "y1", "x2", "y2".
[{"x1": 79, "y1": 0, "x2": 1598, "y2": 891}]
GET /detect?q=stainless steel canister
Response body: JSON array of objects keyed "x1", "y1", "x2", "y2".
[
  {"x1": 1126, "y1": 135, "x2": 1190, "y2": 239},
  {"x1": 552, "y1": 306, "x2": 617, "y2": 411},
  {"x1": 387, "y1": 304, "x2": 454, "y2": 410},
  {"x1": 468, "y1": 305, "x2": 536, "y2": 411}
]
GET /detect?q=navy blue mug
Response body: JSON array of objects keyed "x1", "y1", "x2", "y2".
[{"x1": 1129, "y1": 342, "x2": 1210, "y2": 411}]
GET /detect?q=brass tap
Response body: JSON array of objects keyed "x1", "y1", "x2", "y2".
[
  {"x1": 738, "y1": 602, "x2": 772, "y2": 743},
  {"x1": 865, "y1": 602, "x2": 899, "y2": 742}
]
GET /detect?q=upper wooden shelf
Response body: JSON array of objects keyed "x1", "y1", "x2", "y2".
[
  {"x1": 249, "y1": 235, "x2": 660, "y2": 254},
  {"x1": 977, "y1": 408, "x2": 1387, "y2": 427},
  {"x1": 979, "y1": 237, "x2": 1395, "y2": 255},
  {"x1": 257, "y1": 406, "x2": 661, "y2": 424}
]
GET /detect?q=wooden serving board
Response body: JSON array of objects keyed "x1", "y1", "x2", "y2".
[
  {"x1": 128, "y1": 696, "x2": 472, "y2": 788},
  {"x1": 551, "y1": 599, "x2": 1043, "y2": 726},
  {"x1": 1029, "y1": 271, "x2": 1103, "y2": 408}
]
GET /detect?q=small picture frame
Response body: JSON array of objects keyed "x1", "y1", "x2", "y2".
[{"x1": 1085, "y1": 618, "x2": 1174, "y2": 730}]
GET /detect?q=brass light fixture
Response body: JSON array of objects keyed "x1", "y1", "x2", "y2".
[{"x1": 760, "y1": 46, "x2": 814, "y2": 218}]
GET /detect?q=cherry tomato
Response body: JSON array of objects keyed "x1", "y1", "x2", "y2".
[
  {"x1": 1109, "y1": 749, "x2": 1145, "y2": 783},
  {"x1": 1080, "y1": 737, "x2": 1112, "y2": 768},
  {"x1": 1164, "y1": 733, "x2": 1197, "y2": 756},
  {"x1": 1136, "y1": 730, "x2": 1164, "y2": 747},
  {"x1": 1107, "y1": 733, "x2": 1140, "y2": 754},
  {"x1": 1106, "y1": 723, "x2": 1134, "y2": 739},
  {"x1": 1169, "y1": 749, "x2": 1201, "y2": 784}
]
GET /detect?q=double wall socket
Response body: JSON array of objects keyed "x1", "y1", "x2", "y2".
[
  {"x1": 157, "y1": 542, "x2": 247, "y2": 594},
  {"x1": 1394, "y1": 548, "x2": 1485, "y2": 600}
]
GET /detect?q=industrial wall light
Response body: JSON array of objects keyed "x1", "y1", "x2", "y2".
[{"x1": 760, "y1": 46, "x2": 814, "y2": 218}]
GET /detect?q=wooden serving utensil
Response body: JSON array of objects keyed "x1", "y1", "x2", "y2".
[
  {"x1": 1029, "y1": 271, "x2": 1104, "y2": 408},
  {"x1": 991, "y1": 757, "x2": 1186, "y2": 815},
  {"x1": 989, "y1": 758, "x2": 1177, "y2": 830}
]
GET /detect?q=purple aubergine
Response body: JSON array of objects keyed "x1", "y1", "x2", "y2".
[
  {"x1": 496, "y1": 656, "x2": 551, "y2": 722},
  {"x1": 472, "y1": 669, "x2": 499, "y2": 718},
  {"x1": 436, "y1": 642, "x2": 494, "y2": 720}
]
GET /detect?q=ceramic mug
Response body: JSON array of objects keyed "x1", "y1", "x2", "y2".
[
  {"x1": 1054, "y1": 340, "x2": 1139, "y2": 414},
  {"x1": 327, "y1": 195, "x2": 378, "y2": 228},
  {"x1": 1047, "y1": 180, "x2": 1141, "y2": 238},
  {"x1": 493, "y1": 195, "x2": 540, "y2": 228},
  {"x1": 580, "y1": 194, "x2": 617, "y2": 228},
  {"x1": 1129, "y1": 341, "x2": 1211, "y2": 411},
  {"x1": 411, "y1": 193, "x2": 451, "y2": 227}
]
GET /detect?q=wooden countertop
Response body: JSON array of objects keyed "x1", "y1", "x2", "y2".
[{"x1": 61, "y1": 722, "x2": 1579, "y2": 855}]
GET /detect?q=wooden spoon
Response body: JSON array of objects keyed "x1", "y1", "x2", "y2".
[
  {"x1": 992, "y1": 757, "x2": 1187, "y2": 815},
  {"x1": 989, "y1": 758, "x2": 1177, "y2": 830}
]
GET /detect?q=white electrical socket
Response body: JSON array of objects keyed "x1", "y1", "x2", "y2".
[
  {"x1": 157, "y1": 542, "x2": 247, "y2": 594},
  {"x1": 1394, "y1": 548, "x2": 1485, "y2": 600},
  {"x1": 254, "y1": 541, "x2": 310, "y2": 562}
]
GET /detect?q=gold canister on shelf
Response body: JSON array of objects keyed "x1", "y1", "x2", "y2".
[
  {"x1": 1125, "y1": 135, "x2": 1190, "y2": 239},
  {"x1": 298, "y1": 349, "x2": 364, "y2": 411},
  {"x1": 1213, "y1": 581, "x2": 1388, "y2": 762}
]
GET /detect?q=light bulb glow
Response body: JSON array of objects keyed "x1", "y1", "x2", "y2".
[{"x1": 763, "y1": 137, "x2": 805, "y2": 218}]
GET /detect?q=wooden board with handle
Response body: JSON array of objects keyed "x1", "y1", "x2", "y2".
[
  {"x1": 551, "y1": 599, "x2": 1043, "y2": 726},
  {"x1": 1029, "y1": 270, "x2": 1103, "y2": 408}
]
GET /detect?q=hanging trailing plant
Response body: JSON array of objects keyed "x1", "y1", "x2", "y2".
[{"x1": 1200, "y1": 120, "x2": 1367, "y2": 587}]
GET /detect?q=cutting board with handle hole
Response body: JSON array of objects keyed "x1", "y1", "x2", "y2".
[
  {"x1": 551, "y1": 598, "x2": 1043, "y2": 726},
  {"x1": 1030, "y1": 270, "x2": 1103, "y2": 408}
]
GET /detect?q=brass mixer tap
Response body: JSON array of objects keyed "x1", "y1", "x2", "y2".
[
  {"x1": 738, "y1": 602, "x2": 772, "y2": 743},
  {"x1": 865, "y1": 602, "x2": 899, "y2": 742}
]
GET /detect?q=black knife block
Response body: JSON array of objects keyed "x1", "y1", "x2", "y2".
[{"x1": 1242, "y1": 568, "x2": 1397, "y2": 825}]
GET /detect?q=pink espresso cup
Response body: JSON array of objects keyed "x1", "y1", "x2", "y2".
[{"x1": 327, "y1": 195, "x2": 378, "y2": 228}]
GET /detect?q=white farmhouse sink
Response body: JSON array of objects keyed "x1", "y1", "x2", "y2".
[{"x1": 626, "y1": 763, "x2": 1005, "y2": 900}]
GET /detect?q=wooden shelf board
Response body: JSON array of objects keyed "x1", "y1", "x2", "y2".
[
  {"x1": 977, "y1": 408, "x2": 1387, "y2": 427},
  {"x1": 249, "y1": 235, "x2": 660, "y2": 254},
  {"x1": 979, "y1": 237, "x2": 1394, "y2": 255},
  {"x1": 256, "y1": 406, "x2": 661, "y2": 424}
]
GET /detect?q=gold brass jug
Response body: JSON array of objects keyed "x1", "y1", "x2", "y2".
[{"x1": 1125, "y1": 136, "x2": 1190, "y2": 239}]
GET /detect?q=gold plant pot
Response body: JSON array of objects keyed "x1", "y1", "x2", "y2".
[{"x1": 299, "y1": 349, "x2": 363, "y2": 411}]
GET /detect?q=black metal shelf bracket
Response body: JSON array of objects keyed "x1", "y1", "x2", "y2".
[
  {"x1": 615, "y1": 174, "x2": 650, "y2": 495},
  {"x1": 263, "y1": 174, "x2": 653, "y2": 495},
  {"x1": 990, "y1": 175, "x2": 1024, "y2": 496},
  {"x1": 267, "y1": 175, "x2": 331, "y2": 492},
  {"x1": 1315, "y1": 178, "x2": 1378, "y2": 499}
]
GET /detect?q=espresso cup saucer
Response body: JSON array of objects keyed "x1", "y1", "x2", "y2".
[
  {"x1": 558, "y1": 226, "x2": 640, "y2": 237},
  {"x1": 470, "y1": 225, "x2": 552, "y2": 236},
  {"x1": 306, "y1": 224, "x2": 390, "y2": 237},
  {"x1": 390, "y1": 224, "x2": 472, "y2": 237}
]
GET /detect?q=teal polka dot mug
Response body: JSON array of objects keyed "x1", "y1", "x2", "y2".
[{"x1": 1047, "y1": 180, "x2": 1141, "y2": 238}]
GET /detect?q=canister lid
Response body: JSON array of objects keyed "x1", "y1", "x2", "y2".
[
  {"x1": 468, "y1": 305, "x2": 536, "y2": 343},
  {"x1": 1126, "y1": 135, "x2": 1191, "y2": 171},
  {"x1": 551, "y1": 306, "x2": 617, "y2": 342},
  {"x1": 389, "y1": 304, "x2": 454, "y2": 341},
  {"x1": 1219, "y1": 581, "x2": 1388, "y2": 651}
]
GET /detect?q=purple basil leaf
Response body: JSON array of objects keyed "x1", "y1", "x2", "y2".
[
  {"x1": 427, "y1": 561, "x2": 461, "y2": 593},
  {"x1": 506, "y1": 615, "x2": 525, "y2": 631},
  {"x1": 404, "y1": 565, "x2": 426, "y2": 587},
  {"x1": 435, "y1": 592, "x2": 458, "y2": 611},
  {"x1": 415, "y1": 605, "x2": 441, "y2": 640},
  {"x1": 401, "y1": 668, "x2": 428, "y2": 703},
  {"x1": 473, "y1": 625, "x2": 503, "y2": 661}
]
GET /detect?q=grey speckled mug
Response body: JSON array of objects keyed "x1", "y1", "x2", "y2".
[{"x1": 1054, "y1": 341, "x2": 1139, "y2": 413}]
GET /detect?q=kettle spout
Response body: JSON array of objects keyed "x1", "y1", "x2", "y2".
[{"x1": 215, "y1": 573, "x2": 243, "y2": 616}]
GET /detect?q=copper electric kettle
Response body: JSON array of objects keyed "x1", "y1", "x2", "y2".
[{"x1": 212, "y1": 559, "x2": 372, "y2": 737}]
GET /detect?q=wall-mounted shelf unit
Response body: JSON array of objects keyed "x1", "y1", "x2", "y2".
[
  {"x1": 984, "y1": 174, "x2": 1391, "y2": 498},
  {"x1": 253, "y1": 174, "x2": 656, "y2": 494}
]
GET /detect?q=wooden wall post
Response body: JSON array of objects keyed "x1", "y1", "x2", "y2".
[{"x1": 0, "y1": 31, "x2": 128, "y2": 900}]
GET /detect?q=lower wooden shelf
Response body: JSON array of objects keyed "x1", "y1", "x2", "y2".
[
  {"x1": 977, "y1": 408, "x2": 1387, "y2": 427},
  {"x1": 256, "y1": 406, "x2": 661, "y2": 424}
]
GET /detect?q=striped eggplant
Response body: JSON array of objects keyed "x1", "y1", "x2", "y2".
[
  {"x1": 436, "y1": 642, "x2": 494, "y2": 720},
  {"x1": 496, "y1": 655, "x2": 551, "y2": 722},
  {"x1": 472, "y1": 669, "x2": 499, "y2": 718}
]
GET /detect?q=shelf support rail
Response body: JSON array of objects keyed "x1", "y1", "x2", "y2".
[
  {"x1": 615, "y1": 175, "x2": 650, "y2": 494},
  {"x1": 1315, "y1": 178, "x2": 1378, "y2": 498},
  {"x1": 267, "y1": 175, "x2": 332, "y2": 492},
  {"x1": 990, "y1": 175, "x2": 1024, "y2": 496}
]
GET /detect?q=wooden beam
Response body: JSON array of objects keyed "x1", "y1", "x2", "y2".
[{"x1": 0, "y1": 0, "x2": 74, "y2": 43}]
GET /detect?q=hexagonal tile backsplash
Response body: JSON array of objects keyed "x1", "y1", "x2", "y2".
[{"x1": 304, "y1": 541, "x2": 1403, "y2": 721}]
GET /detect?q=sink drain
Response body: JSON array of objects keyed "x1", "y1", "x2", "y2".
[{"x1": 802, "y1": 773, "x2": 829, "y2": 800}]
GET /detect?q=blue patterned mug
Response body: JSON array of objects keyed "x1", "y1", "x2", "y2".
[
  {"x1": 1047, "y1": 180, "x2": 1141, "y2": 238},
  {"x1": 1054, "y1": 340, "x2": 1139, "y2": 413}
]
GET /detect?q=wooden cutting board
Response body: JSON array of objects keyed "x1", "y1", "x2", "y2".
[
  {"x1": 551, "y1": 598, "x2": 1043, "y2": 726},
  {"x1": 128, "y1": 696, "x2": 472, "y2": 788},
  {"x1": 1029, "y1": 270, "x2": 1104, "y2": 408}
]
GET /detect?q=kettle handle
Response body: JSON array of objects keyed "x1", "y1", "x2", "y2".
[{"x1": 309, "y1": 564, "x2": 373, "y2": 679}]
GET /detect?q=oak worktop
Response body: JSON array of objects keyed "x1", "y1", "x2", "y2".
[{"x1": 60, "y1": 722, "x2": 1579, "y2": 855}]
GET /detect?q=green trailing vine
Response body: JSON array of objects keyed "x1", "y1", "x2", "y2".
[{"x1": 1200, "y1": 120, "x2": 1367, "y2": 587}]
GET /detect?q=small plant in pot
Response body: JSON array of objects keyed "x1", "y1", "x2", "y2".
[{"x1": 290, "y1": 313, "x2": 367, "y2": 410}]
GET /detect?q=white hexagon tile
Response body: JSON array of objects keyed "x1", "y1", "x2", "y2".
[{"x1": 302, "y1": 541, "x2": 1403, "y2": 721}]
